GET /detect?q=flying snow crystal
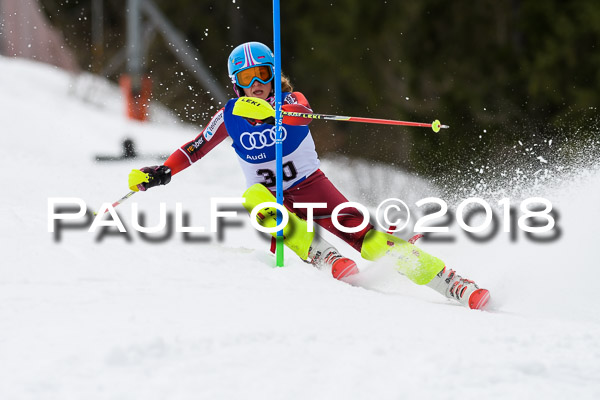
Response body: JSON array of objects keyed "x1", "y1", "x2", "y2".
[{"x1": 537, "y1": 156, "x2": 548, "y2": 163}]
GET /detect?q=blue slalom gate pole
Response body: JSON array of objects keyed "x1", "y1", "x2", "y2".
[{"x1": 273, "y1": 0, "x2": 284, "y2": 267}]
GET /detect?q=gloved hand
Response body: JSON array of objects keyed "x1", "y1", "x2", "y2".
[
  {"x1": 282, "y1": 103, "x2": 313, "y2": 125},
  {"x1": 128, "y1": 165, "x2": 171, "y2": 192}
]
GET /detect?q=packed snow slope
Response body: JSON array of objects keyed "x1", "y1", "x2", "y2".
[{"x1": 1, "y1": 56, "x2": 599, "y2": 399}]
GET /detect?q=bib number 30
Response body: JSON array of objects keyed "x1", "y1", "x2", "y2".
[{"x1": 257, "y1": 161, "x2": 298, "y2": 187}]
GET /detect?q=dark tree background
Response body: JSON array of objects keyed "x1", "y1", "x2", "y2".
[{"x1": 39, "y1": 0, "x2": 600, "y2": 178}]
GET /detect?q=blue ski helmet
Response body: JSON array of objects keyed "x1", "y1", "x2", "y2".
[{"x1": 227, "y1": 42, "x2": 275, "y2": 97}]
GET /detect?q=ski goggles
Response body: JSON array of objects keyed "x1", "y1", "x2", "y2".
[{"x1": 234, "y1": 65, "x2": 274, "y2": 88}]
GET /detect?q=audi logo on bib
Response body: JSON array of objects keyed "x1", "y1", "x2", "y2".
[{"x1": 240, "y1": 127, "x2": 288, "y2": 150}]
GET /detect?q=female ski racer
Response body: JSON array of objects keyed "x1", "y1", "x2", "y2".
[{"x1": 128, "y1": 41, "x2": 490, "y2": 309}]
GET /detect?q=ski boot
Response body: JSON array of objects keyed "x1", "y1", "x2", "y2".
[
  {"x1": 308, "y1": 238, "x2": 359, "y2": 280},
  {"x1": 426, "y1": 266, "x2": 490, "y2": 310}
]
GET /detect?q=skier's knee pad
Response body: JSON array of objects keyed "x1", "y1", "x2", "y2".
[
  {"x1": 360, "y1": 230, "x2": 444, "y2": 285},
  {"x1": 242, "y1": 184, "x2": 314, "y2": 260}
]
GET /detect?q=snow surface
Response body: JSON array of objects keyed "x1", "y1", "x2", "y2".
[{"x1": 1, "y1": 56, "x2": 599, "y2": 399}]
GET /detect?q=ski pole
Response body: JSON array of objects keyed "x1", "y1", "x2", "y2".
[
  {"x1": 93, "y1": 191, "x2": 136, "y2": 216},
  {"x1": 233, "y1": 96, "x2": 449, "y2": 132},
  {"x1": 284, "y1": 110, "x2": 448, "y2": 132}
]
